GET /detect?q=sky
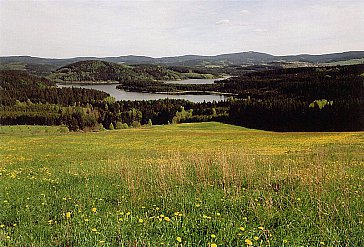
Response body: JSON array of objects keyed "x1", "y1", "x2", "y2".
[{"x1": 0, "y1": 0, "x2": 363, "y2": 58}]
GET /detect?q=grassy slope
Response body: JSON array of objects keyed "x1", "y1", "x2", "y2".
[{"x1": 0, "y1": 123, "x2": 363, "y2": 246}]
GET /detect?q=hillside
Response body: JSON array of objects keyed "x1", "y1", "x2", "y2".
[
  {"x1": 1, "y1": 51, "x2": 363, "y2": 76},
  {"x1": 0, "y1": 122, "x2": 363, "y2": 245},
  {"x1": 49, "y1": 60, "x2": 217, "y2": 84}
]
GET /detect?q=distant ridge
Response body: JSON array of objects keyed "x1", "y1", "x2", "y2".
[{"x1": 1, "y1": 51, "x2": 363, "y2": 75}]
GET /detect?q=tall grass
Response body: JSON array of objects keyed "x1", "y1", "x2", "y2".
[{"x1": 0, "y1": 123, "x2": 363, "y2": 246}]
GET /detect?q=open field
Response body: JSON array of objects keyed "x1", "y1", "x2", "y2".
[{"x1": 0, "y1": 123, "x2": 363, "y2": 246}]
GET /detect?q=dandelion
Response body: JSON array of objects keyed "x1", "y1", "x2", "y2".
[
  {"x1": 92, "y1": 207, "x2": 97, "y2": 213},
  {"x1": 91, "y1": 228, "x2": 97, "y2": 232},
  {"x1": 126, "y1": 212, "x2": 131, "y2": 216},
  {"x1": 195, "y1": 204, "x2": 201, "y2": 207},
  {"x1": 216, "y1": 212, "x2": 221, "y2": 216},
  {"x1": 66, "y1": 212, "x2": 71, "y2": 219},
  {"x1": 254, "y1": 236, "x2": 259, "y2": 240},
  {"x1": 176, "y1": 236, "x2": 182, "y2": 243},
  {"x1": 239, "y1": 227, "x2": 245, "y2": 231},
  {"x1": 138, "y1": 218, "x2": 144, "y2": 223},
  {"x1": 0, "y1": 224, "x2": 5, "y2": 228},
  {"x1": 245, "y1": 239, "x2": 253, "y2": 246},
  {"x1": 258, "y1": 226, "x2": 264, "y2": 230},
  {"x1": 48, "y1": 220, "x2": 53, "y2": 224},
  {"x1": 320, "y1": 242, "x2": 325, "y2": 245},
  {"x1": 84, "y1": 218, "x2": 89, "y2": 222},
  {"x1": 164, "y1": 217, "x2": 171, "y2": 222},
  {"x1": 13, "y1": 223, "x2": 17, "y2": 227},
  {"x1": 211, "y1": 234, "x2": 216, "y2": 238},
  {"x1": 211, "y1": 244, "x2": 217, "y2": 247}
]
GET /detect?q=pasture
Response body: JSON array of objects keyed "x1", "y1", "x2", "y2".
[{"x1": 0, "y1": 123, "x2": 363, "y2": 246}]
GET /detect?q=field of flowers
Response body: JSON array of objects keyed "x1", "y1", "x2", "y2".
[{"x1": 0, "y1": 122, "x2": 363, "y2": 246}]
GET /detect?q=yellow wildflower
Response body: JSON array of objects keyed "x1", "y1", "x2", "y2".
[
  {"x1": 138, "y1": 218, "x2": 144, "y2": 223},
  {"x1": 91, "y1": 228, "x2": 97, "y2": 232},
  {"x1": 254, "y1": 236, "x2": 259, "y2": 240},
  {"x1": 66, "y1": 212, "x2": 71, "y2": 219},
  {"x1": 164, "y1": 217, "x2": 171, "y2": 222},
  {"x1": 176, "y1": 236, "x2": 182, "y2": 243},
  {"x1": 239, "y1": 227, "x2": 245, "y2": 231},
  {"x1": 258, "y1": 226, "x2": 264, "y2": 230},
  {"x1": 92, "y1": 207, "x2": 97, "y2": 213},
  {"x1": 211, "y1": 244, "x2": 217, "y2": 247},
  {"x1": 211, "y1": 234, "x2": 216, "y2": 238},
  {"x1": 245, "y1": 239, "x2": 253, "y2": 246}
]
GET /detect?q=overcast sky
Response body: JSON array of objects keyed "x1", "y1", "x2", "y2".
[{"x1": 0, "y1": 0, "x2": 363, "y2": 58}]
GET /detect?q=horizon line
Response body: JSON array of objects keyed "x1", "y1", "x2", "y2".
[{"x1": 1, "y1": 50, "x2": 363, "y2": 60}]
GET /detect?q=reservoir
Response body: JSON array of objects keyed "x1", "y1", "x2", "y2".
[{"x1": 57, "y1": 78, "x2": 228, "y2": 103}]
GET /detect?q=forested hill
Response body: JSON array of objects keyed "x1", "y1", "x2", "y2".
[
  {"x1": 2, "y1": 51, "x2": 364, "y2": 76},
  {"x1": 49, "y1": 60, "x2": 217, "y2": 83}
]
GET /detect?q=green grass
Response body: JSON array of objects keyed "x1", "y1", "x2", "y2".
[
  {"x1": 323, "y1": 58, "x2": 364, "y2": 66},
  {"x1": 0, "y1": 123, "x2": 363, "y2": 246}
]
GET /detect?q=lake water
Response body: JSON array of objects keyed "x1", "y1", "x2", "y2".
[{"x1": 57, "y1": 78, "x2": 228, "y2": 103}]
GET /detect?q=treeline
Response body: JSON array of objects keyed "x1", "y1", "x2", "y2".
[
  {"x1": 0, "y1": 70, "x2": 108, "y2": 106},
  {"x1": 117, "y1": 65, "x2": 363, "y2": 100},
  {"x1": 0, "y1": 103, "x2": 99, "y2": 131},
  {"x1": 116, "y1": 80, "x2": 222, "y2": 93}
]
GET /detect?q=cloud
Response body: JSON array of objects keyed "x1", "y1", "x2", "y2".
[
  {"x1": 240, "y1": 9, "x2": 249, "y2": 14},
  {"x1": 253, "y1": 28, "x2": 268, "y2": 32},
  {"x1": 215, "y1": 19, "x2": 230, "y2": 25}
]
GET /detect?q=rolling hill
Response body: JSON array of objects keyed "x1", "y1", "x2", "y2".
[
  {"x1": 49, "y1": 60, "x2": 216, "y2": 83},
  {"x1": 1, "y1": 51, "x2": 363, "y2": 76}
]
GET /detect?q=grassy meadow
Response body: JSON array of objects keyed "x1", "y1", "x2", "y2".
[{"x1": 0, "y1": 122, "x2": 363, "y2": 246}]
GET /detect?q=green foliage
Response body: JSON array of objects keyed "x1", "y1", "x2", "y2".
[
  {"x1": 99, "y1": 123, "x2": 105, "y2": 131},
  {"x1": 147, "y1": 119, "x2": 153, "y2": 127},
  {"x1": 172, "y1": 106, "x2": 193, "y2": 124},
  {"x1": 131, "y1": 121, "x2": 141, "y2": 128},
  {"x1": 109, "y1": 123, "x2": 115, "y2": 130},
  {"x1": 309, "y1": 99, "x2": 334, "y2": 109},
  {"x1": 115, "y1": 121, "x2": 123, "y2": 129}
]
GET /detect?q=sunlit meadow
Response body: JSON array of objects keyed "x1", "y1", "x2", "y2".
[{"x1": 0, "y1": 123, "x2": 363, "y2": 246}]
